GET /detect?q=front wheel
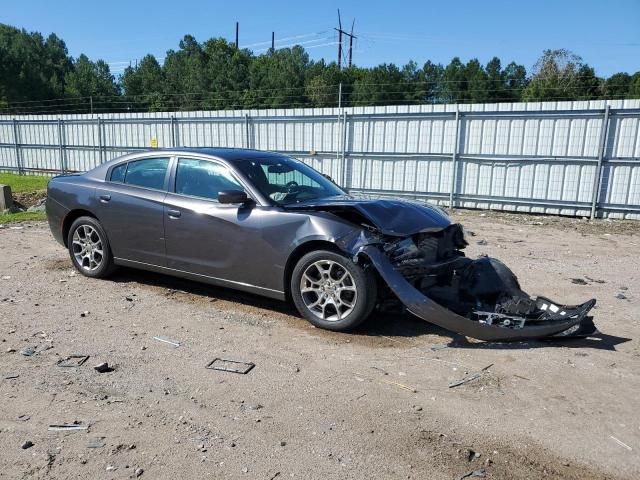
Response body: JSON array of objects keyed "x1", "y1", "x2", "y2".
[
  {"x1": 291, "y1": 250, "x2": 377, "y2": 331},
  {"x1": 67, "y1": 216, "x2": 115, "y2": 278}
]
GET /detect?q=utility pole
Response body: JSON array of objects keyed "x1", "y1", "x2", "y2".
[
  {"x1": 271, "y1": 31, "x2": 275, "y2": 51},
  {"x1": 335, "y1": 10, "x2": 356, "y2": 69},
  {"x1": 337, "y1": 29, "x2": 342, "y2": 69},
  {"x1": 348, "y1": 19, "x2": 356, "y2": 68},
  {"x1": 235, "y1": 22, "x2": 239, "y2": 48}
]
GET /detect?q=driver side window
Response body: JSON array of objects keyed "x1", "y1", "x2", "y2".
[
  {"x1": 260, "y1": 164, "x2": 320, "y2": 188},
  {"x1": 175, "y1": 158, "x2": 242, "y2": 201}
]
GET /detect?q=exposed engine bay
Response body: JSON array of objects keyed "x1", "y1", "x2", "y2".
[{"x1": 379, "y1": 224, "x2": 596, "y2": 338}]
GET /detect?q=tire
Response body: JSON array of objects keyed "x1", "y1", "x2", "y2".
[
  {"x1": 291, "y1": 249, "x2": 377, "y2": 331},
  {"x1": 67, "y1": 216, "x2": 115, "y2": 278}
]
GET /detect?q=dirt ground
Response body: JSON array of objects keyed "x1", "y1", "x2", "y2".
[{"x1": 1, "y1": 211, "x2": 639, "y2": 479}]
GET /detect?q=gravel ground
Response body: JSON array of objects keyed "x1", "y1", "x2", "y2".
[{"x1": 0, "y1": 213, "x2": 639, "y2": 479}]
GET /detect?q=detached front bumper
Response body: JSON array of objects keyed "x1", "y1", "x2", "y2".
[{"x1": 362, "y1": 246, "x2": 597, "y2": 342}]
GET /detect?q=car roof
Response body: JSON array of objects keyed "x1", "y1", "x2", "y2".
[
  {"x1": 84, "y1": 148, "x2": 290, "y2": 180},
  {"x1": 145, "y1": 147, "x2": 286, "y2": 162}
]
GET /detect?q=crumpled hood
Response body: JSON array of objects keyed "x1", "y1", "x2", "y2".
[{"x1": 283, "y1": 196, "x2": 451, "y2": 236}]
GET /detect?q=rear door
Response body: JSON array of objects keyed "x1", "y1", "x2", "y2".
[{"x1": 95, "y1": 156, "x2": 171, "y2": 266}]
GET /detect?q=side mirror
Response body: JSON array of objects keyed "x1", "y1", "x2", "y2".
[{"x1": 218, "y1": 189, "x2": 250, "y2": 204}]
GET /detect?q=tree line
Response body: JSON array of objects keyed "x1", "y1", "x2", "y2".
[{"x1": 1, "y1": 23, "x2": 639, "y2": 115}]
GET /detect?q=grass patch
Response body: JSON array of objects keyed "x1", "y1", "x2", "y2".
[
  {"x1": 0, "y1": 173, "x2": 50, "y2": 193},
  {"x1": 0, "y1": 211, "x2": 47, "y2": 224}
]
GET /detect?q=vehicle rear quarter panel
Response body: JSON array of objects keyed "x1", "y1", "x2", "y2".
[{"x1": 46, "y1": 175, "x2": 99, "y2": 245}]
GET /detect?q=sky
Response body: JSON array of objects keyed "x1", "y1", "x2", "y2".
[{"x1": 2, "y1": 0, "x2": 639, "y2": 77}]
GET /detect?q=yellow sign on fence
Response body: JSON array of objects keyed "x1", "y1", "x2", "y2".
[{"x1": 150, "y1": 137, "x2": 158, "y2": 148}]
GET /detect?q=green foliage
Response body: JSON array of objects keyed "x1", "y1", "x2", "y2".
[
  {"x1": 0, "y1": 210, "x2": 47, "y2": 223},
  {"x1": 1, "y1": 23, "x2": 639, "y2": 113},
  {"x1": 522, "y1": 49, "x2": 603, "y2": 102},
  {"x1": 0, "y1": 173, "x2": 49, "y2": 192},
  {"x1": 0, "y1": 173, "x2": 49, "y2": 224},
  {"x1": 65, "y1": 54, "x2": 120, "y2": 100},
  {"x1": 0, "y1": 24, "x2": 73, "y2": 106}
]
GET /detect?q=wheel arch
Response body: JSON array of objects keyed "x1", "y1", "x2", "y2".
[
  {"x1": 62, "y1": 209, "x2": 99, "y2": 247},
  {"x1": 283, "y1": 240, "x2": 343, "y2": 301}
]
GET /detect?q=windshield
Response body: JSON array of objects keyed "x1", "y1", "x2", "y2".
[{"x1": 234, "y1": 155, "x2": 346, "y2": 205}]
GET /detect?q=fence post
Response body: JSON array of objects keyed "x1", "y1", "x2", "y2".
[
  {"x1": 244, "y1": 114, "x2": 250, "y2": 148},
  {"x1": 590, "y1": 104, "x2": 611, "y2": 220},
  {"x1": 57, "y1": 118, "x2": 66, "y2": 174},
  {"x1": 12, "y1": 119, "x2": 23, "y2": 175},
  {"x1": 341, "y1": 111, "x2": 349, "y2": 188},
  {"x1": 97, "y1": 117, "x2": 104, "y2": 164},
  {"x1": 170, "y1": 115, "x2": 178, "y2": 147},
  {"x1": 449, "y1": 107, "x2": 461, "y2": 208}
]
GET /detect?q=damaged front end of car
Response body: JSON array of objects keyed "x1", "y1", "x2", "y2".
[{"x1": 311, "y1": 200, "x2": 597, "y2": 341}]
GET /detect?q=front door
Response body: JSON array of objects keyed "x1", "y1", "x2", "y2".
[{"x1": 163, "y1": 157, "x2": 257, "y2": 283}]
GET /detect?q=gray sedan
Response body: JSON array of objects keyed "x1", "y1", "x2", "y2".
[{"x1": 46, "y1": 148, "x2": 596, "y2": 340}]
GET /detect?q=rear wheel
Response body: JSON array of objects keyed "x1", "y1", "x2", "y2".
[
  {"x1": 291, "y1": 250, "x2": 377, "y2": 331},
  {"x1": 67, "y1": 216, "x2": 115, "y2": 278}
]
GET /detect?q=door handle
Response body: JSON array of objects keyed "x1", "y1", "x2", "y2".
[
  {"x1": 167, "y1": 209, "x2": 181, "y2": 218},
  {"x1": 99, "y1": 194, "x2": 111, "y2": 203}
]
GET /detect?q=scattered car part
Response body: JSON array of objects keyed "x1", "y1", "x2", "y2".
[
  {"x1": 153, "y1": 336, "x2": 180, "y2": 348},
  {"x1": 57, "y1": 355, "x2": 90, "y2": 367},
  {"x1": 206, "y1": 358, "x2": 255, "y2": 374},
  {"x1": 48, "y1": 423, "x2": 89, "y2": 431},
  {"x1": 94, "y1": 362, "x2": 111, "y2": 373}
]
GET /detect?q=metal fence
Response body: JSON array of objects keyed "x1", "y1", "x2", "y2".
[{"x1": 1, "y1": 99, "x2": 639, "y2": 219}]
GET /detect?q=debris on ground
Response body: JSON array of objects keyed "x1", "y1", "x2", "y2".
[
  {"x1": 585, "y1": 276, "x2": 606, "y2": 284},
  {"x1": 459, "y1": 468, "x2": 486, "y2": 479},
  {"x1": 20, "y1": 440, "x2": 34, "y2": 449},
  {"x1": 5, "y1": 373, "x2": 19, "y2": 379},
  {"x1": 80, "y1": 311, "x2": 90, "y2": 317},
  {"x1": 206, "y1": 358, "x2": 255, "y2": 374},
  {"x1": 449, "y1": 364, "x2": 493, "y2": 388},
  {"x1": 153, "y1": 336, "x2": 181, "y2": 347},
  {"x1": 57, "y1": 355, "x2": 90, "y2": 367},
  {"x1": 94, "y1": 362, "x2": 111, "y2": 373},
  {"x1": 380, "y1": 378, "x2": 418, "y2": 393},
  {"x1": 135, "y1": 467, "x2": 144, "y2": 477},
  {"x1": 48, "y1": 423, "x2": 89, "y2": 432},
  {"x1": 571, "y1": 278, "x2": 588, "y2": 285},
  {"x1": 19, "y1": 346, "x2": 36, "y2": 357},
  {"x1": 87, "y1": 437, "x2": 106, "y2": 448},
  {"x1": 616, "y1": 293, "x2": 628, "y2": 300},
  {"x1": 609, "y1": 435, "x2": 633, "y2": 451},
  {"x1": 17, "y1": 415, "x2": 30, "y2": 422}
]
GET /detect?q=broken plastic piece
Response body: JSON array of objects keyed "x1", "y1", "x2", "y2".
[
  {"x1": 153, "y1": 336, "x2": 181, "y2": 347},
  {"x1": 48, "y1": 423, "x2": 88, "y2": 431},
  {"x1": 57, "y1": 355, "x2": 90, "y2": 367},
  {"x1": 206, "y1": 358, "x2": 255, "y2": 374}
]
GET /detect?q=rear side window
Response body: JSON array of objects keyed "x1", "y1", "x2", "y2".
[
  {"x1": 124, "y1": 158, "x2": 170, "y2": 190},
  {"x1": 110, "y1": 163, "x2": 127, "y2": 182}
]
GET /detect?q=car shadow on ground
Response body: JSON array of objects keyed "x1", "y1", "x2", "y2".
[{"x1": 109, "y1": 268, "x2": 631, "y2": 352}]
